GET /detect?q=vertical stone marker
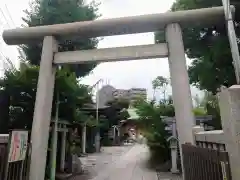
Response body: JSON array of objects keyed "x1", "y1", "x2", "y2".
[{"x1": 219, "y1": 85, "x2": 240, "y2": 180}]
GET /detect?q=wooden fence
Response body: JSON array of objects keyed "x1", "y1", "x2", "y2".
[
  {"x1": 182, "y1": 144, "x2": 231, "y2": 180},
  {"x1": 4, "y1": 147, "x2": 30, "y2": 180},
  {"x1": 0, "y1": 143, "x2": 8, "y2": 179}
]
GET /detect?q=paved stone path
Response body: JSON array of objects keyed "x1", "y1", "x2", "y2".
[
  {"x1": 72, "y1": 144, "x2": 182, "y2": 180},
  {"x1": 80, "y1": 145, "x2": 134, "y2": 178},
  {"x1": 88, "y1": 144, "x2": 158, "y2": 180}
]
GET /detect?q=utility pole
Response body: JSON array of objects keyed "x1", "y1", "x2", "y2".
[
  {"x1": 49, "y1": 66, "x2": 62, "y2": 180},
  {"x1": 222, "y1": 0, "x2": 240, "y2": 83},
  {"x1": 81, "y1": 79, "x2": 103, "y2": 153},
  {"x1": 80, "y1": 79, "x2": 103, "y2": 154},
  {"x1": 95, "y1": 82, "x2": 100, "y2": 152},
  {"x1": 49, "y1": 91, "x2": 59, "y2": 180}
]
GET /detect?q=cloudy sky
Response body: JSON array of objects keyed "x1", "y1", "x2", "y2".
[{"x1": 0, "y1": 0, "x2": 202, "y2": 101}]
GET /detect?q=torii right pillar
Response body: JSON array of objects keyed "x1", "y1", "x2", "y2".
[{"x1": 165, "y1": 23, "x2": 195, "y2": 179}]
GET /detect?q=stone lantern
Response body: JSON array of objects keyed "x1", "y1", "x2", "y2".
[{"x1": 167, "y1": 136, "x2": 180, "y2": 174}]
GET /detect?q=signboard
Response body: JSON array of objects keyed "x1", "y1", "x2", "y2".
[{"x1": 8, "y1": 131, "x2": 28, "y2": 162}]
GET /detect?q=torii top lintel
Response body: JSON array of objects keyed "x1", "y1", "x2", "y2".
[{"x1": 2, "y1": 6, "x2": 234, "y2": 45}]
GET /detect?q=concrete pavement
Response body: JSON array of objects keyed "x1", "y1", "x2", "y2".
[
  {"x1": 80, "y1": 145, "x2": 133, "y2": 178},
  {"x1": 71, "y1": 144, "x2": 182, "y2": 180},
  {"x1": 89, "y1": 144, "x2": 158, "y2": 180}
]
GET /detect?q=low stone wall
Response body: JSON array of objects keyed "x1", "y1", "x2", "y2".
[
  {"x1": 193, "y1": 127, "x2": 226, "y2": 151},
  {"x1": 195, "y1": 130, "x2": 225, "y2": 144}
]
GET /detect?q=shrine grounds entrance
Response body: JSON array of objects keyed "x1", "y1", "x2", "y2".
[{"x1": 2, "y1": 6, "x2": 235, "y2": 180}]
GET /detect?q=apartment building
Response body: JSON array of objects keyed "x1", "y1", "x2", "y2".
[
  {"x1": 97, "y1": 85, "x2": 147, "y2": 107},
  {"x1": 128, "y1": 88, "x2": 147, "y2": 100},
  {"x1": 112, "y1": 89, "x2": 129, "y2": 99},
  {"x1": 112, "y1": 88, "x2": 147, "y2": 100}
]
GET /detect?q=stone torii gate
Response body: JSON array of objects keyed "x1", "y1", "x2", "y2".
[{"x1": 2, "y1": 6, "x2": 234, "y2": 180}]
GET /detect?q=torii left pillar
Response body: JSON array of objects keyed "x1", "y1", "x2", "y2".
[
  {"x1": 166, "y1": 23, "x2": 195, "y2": 179},
  {"x1": 29, "y1": 36, "x2": 57, "y2": 180}
]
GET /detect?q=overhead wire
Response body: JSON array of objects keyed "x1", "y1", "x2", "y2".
[
  {"x1": 5, "y1": 4, "x2": 16, "y2": 27},
  {"x1": 0, "y1": 3, "x2": 21, "y2": 73}
]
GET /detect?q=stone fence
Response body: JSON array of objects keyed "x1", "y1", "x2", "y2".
[{"x1": 193, "y1": 127, "x2": 226, "y2": 151}]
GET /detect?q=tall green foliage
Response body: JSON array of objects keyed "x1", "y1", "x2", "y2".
[
  {"x1": 21, "y1": 0, "x2": 100, "y2": 77},
  {"x1": 193, "y1": 91, "x2": 222, "y2": 129},
  {"x1": 0, "y1": 66, "x2": 92, "y2": 130},
  {"x1": 133, "y1": 76, "x2": 176, "y2": 164},
  {"x1": 152, "y1": 76, "x2": 169, "y2": 101},
  {"x1": 155, "y1": 0, "x2": 240, "y2": 94},
  {"x1": 0, "y1": 0, "x2": 101, "y2": 130},
  {"x1": 105, "y1": 98, "x2": 130, "y2": 126},
  {"x1": 0, "y1": 0, "x2": 101, "y2": 174},
  {"x1": 202, "y1": 92, "x2": 222, "y2": 129},
  {"x1": 135, "y1": 100, "x2": 173, "y2": 163}
]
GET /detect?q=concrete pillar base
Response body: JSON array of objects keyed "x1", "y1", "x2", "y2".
[{"x1": 171, "y1": 169, "x2": 180, "y2": 174}]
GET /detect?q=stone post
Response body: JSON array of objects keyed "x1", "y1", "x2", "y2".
[
  {"x1": 171, "y1": 122, "x2": 179, "y2": 174},
  {"x1": 171, "y1": 146, "x2": 179, "y2": 174},
  {"x1": 60, "y1": 125, "x2": 67, "y2": 171},
  {"x1": 166, "y1": 23, "x2": 195, "y2": 179},
  {"x1": 113, "y1": 126, "x2": 116, "y2": 145},
  {"x1": 29, "y1": 36, "x2": 57, "y2": 180},
  {"x1": 218, "y1": 85, "x2": 240, "y2": 180},
  {"x1": 82, "y1": 123, "x2": 86, "y2": 154}
]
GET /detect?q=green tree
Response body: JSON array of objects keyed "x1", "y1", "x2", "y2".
[
  {"x1": 152, "y1": 76, "x2": 169, "y2": 101},
  {"x1": 105, "y1": 98, "x2": 130, "y2": 127},
  {"x1": 193, "y1": 107, "x2": 206, "y2": 116},
  {"x1": 106, "y1": 98, "x2": 130, "y2": 109},
  {"x1": 21, "y1": 0, "x2": 100, "y2": 77},
  {"x1": 135, "y1": 100, "x2": 173, "y2": 164},
  {"x1": 0, "y1": 0, "x2": 100, "y2": 174},
  {"x1": 192, "y1": 91, "x2": 222, "y2": 129},
  {"x1": 4, "y1": 0, "x2": 100, "y2": 131},
  {"x1": 202, "y1": 91, "x2": 222, "y2": 129},
  {"x1": 0, "y1": 66, "x2": 92, "y2": 130},
  {"x1": 155, "y1": 0, "x2": 240, "y2": 94}
]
